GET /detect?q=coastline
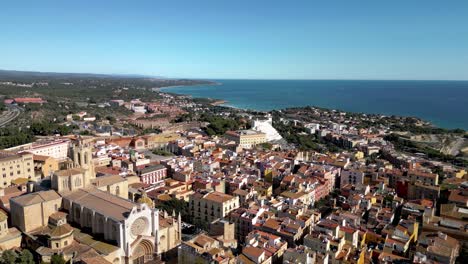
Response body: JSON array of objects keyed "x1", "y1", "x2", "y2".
[
  {"x1": 159, "y1": 81, "x2": 233, "y2": 107},
  {"x1": 157, "y1": 81, "x2": 221, "y2": 91},
  {"x1": 155, "y1": 80, "x2": 468, "y2": 130}
]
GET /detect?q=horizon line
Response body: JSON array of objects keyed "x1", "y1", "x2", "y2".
[{"x1": 1, "y1": 68, "x2": 468, "y2": 82}]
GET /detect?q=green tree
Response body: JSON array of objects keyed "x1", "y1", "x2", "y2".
[
  {"x1": 50, "y1": 254, "x2": 66, "y2": 264},
  {"x1": 152, "y1": 149, "x2": 173, "y2": 156},
  {"x1": 200, "y1": 114, "x2": 240, "y2": 136},
  {"x1": 155, "y1": 198, "x2": 189, "y2": 221},
  {"x1": 0, "y1": 250, "x2": 17, "y2": 264},
  {"x1": 18, "y1": 249, "x2": 34, "y2": 264}
]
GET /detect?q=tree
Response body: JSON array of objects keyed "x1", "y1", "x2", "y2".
[
  {"x1": 50, "y1": 254, "x2": 66, "y2": 264},
  {"x1": 200, "y1": 114, "x2": 240, "y2": 136},
  {"x1": 18, "y1": 249, "x2": 34, "y2": 264},
  {"x1": 155, "y1": 198, "x2": 189, "y2": 221},
  {"x1": 0, "y1": 250, "x2": 17, "y2": 264},
  {"x1": 152, "y1": 149, "x2": 173, "y2": 157},
  {"x1": 106, "y1": 116, "x2": 116, "y2": 124}
]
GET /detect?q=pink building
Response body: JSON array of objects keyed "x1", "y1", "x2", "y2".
[{"x1": 137, "y1": 164, "x2": 167, "y2": 186}]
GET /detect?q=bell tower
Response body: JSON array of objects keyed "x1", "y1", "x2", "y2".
[{"x1": 70, "y1": 138, "x2": 96, "y2": 187}]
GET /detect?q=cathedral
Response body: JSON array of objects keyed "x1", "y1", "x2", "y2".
[{"x1": 9, "y1": 138, "x2": 180, "y2": 263}]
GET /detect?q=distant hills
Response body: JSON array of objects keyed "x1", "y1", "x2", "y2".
[{"x1": 0, "y1": 69, "x2": 168, "y2": 80}]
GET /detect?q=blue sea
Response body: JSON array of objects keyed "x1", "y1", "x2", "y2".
[{"x1": 161, "y1": 80, "x2": 468, "y2": 130}]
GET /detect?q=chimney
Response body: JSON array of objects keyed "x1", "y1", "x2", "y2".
[{"x1": 26, "y1": 182, "x2": 34, "y2": 193}]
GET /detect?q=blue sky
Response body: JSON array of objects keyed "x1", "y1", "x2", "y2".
[{"x1": 1, "y1": 0, "x2": 467, "y2": 80}]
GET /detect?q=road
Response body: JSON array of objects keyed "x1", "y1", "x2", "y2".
[{"x1": 0, "y1": 104, "x2": 22, "y2": 127}]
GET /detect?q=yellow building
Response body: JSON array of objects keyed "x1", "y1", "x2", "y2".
[
  {"x1": 454, "y1": 169, "x2": 466, "y2": 179},
  {"x1": 189, "y1": 191, "x2": 239, "y2": 226},
  {"x1": 354, "y1": 151, "x2": 365, "y2": 160},
  {"x1": 225, "y1": 130, "x2": 267, "y2": 149},
  {"x1": 10, "y1": 190, "x2": 62, "y2": 233},
  {"x1": 92, "y1": 174, "x2": 129, "y2": 199},
  {"x1": 145, "y1": 133, "x2": 181, "y2": 150},
  {"x1": 0, "y1": 151, "x2": 35, "y2": 187},
  {"x1": 34, "y1": 154, "x2": 59, "y2": 178}
]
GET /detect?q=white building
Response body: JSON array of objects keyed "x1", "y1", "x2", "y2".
[
  {"x1": 132, "y1": 104, "x2": 147, "y2": 114},
  {"x1": 340, "y1": 169, "x2": 365, "y2": 187},
  {"x1": 7, "y1": 139, "x2": 70, "y2": 161},
  {"x1": 304, "y1": 123, "x2": 320, "y2": 134},
  {"x1": 251, "y1": 116, "x2": 283, "y2": 141}
]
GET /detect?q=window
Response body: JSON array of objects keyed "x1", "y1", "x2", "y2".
[
  {"x1": 55, "y1": 243, "x2": 59, "y2": 248},
  {"x1": 64, "y1": 240, "x2": 68, "y2": 246}
]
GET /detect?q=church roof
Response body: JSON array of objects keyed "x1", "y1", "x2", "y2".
[
  {"x1": 92, "y1": 175, "x2": 126, "y2": 187},
  {"x1": 11, "y1": 190, "x2": 60, "y2": 206},
  {"x1": 55, "y1": 168, "x2": 86, "y2": 177},
  {"x1": 80, "y1": 257, "x2": 112, "y2": 264},
  {"x1": 63, "y1": 187, "x2": 135, "y2": 221},
  {"x1": 50, "y1": 224, "x2": 74, "y2": 238}
]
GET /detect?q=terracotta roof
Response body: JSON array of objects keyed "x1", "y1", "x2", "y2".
[
  {"x1": 193, "y1": 234, "x2": 216, "y2": 248},
  {"x1": 243, "y1": 246, "x2": 265, "y2": 259},
  {"x1": 33, "y1": 154, "x2": 53, "y2": 161},
  {"x1": 50, "y1": 224, "x2": 74, "y2": 238},
  {"x1": 49, "y1": 211, "x2": 67, "y2": 221},
  {"x1": 448, "y1": 190, "x2": 467, "y2": 204},
  {"x1": 204, "y1": 192, "x2": 236, "y2": 203}
]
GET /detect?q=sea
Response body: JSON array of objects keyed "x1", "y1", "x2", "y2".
[{"x1": 161, "y1": 80, "x2": 468, "y2": 130}]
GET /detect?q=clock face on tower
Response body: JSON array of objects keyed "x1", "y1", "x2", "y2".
[{"x1": 131, "y1": 217, "x2": 148, "y2": 237}]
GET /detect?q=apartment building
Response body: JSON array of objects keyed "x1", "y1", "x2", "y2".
[
  {"x1": 6, "y1": 139, "x2": 70, "y2": 161},
  {"x1": 0, "y1": 151, "x2": 35, "y2": 187},
  {"x1": 189, "y1": 191, "x2": 239, "y2": 225},
  {"x1": 137, "y1": 164, "x2": 167, "y2": 186}
]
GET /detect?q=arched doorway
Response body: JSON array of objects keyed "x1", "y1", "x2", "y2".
[{"x1": 132, "y1": 239, "x2": 154, "y2": 264}]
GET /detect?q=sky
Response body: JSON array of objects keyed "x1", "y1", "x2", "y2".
[{"x1": 1, "y1": 0, "x2": 467, "y2": 80}]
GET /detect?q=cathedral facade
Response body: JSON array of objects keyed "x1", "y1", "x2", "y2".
[{"x1": 62, "y1": 187, "x2": 160, "y2": 263}]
